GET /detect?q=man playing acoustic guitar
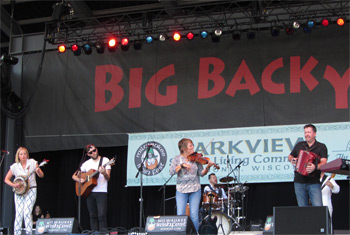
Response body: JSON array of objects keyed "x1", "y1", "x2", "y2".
[{"x1": 72, "y1": 144, "x2": 111, "y2": 232}]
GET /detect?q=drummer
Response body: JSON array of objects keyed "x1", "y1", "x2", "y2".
[{"x1": 204, "y1": 173, "x2": 228, "y2": 201}]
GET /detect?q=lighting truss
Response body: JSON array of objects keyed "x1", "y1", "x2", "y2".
[{"x1": 45, "y1": 0, "x2": 349, "y2": 45}]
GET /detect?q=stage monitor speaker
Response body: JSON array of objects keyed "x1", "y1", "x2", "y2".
[
  {"x1": 35, "y1": 218, "x2": 82, "y2": 234},
  {"x1": 145, "y1": 215, "x2": 196, "y2": 235},
  {"x1": 274, "y1": 206, "x2": 330, "y2": 235}
]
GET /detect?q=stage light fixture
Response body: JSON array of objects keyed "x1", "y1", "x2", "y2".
[
  {"x1": 247, "y1": 31, "x2": 255, "y2": 39},
  {"x1": 108, "y1": 37, "x2": 117, "y2": 52},
  {"x1": 159, "y1": 34, "x2": 167, "y2": 41},
  {"x1": 95, "y1": 40, "x2": 105, "y2": 54},
  {"x1": 307, "y1": 20, "x2": 315, "y2": 28},
  {"x1": 0, "y1": 54, "x2": 18, "y2": 65},
  {"x1": 285, "y1": 25, "x2": 294, "y2": 35},
  {"x1": 121, "y1": 38, "x2": 129, "y2": 46},
  {"x1": 146, "y1": 36, "x2": 153, "y2": 43},
  {"x1": 232, "y1": 31, "x2": 241, "y2": 40},
  {"x1": 134, "y1": 40, "x2": 143, "y2": 50},
  {"x1": 71, "y1": 43, "x2": 81, "y2": 56},
  {"x1": 121, "y1": 37, "x2": 129, "y2": 51},
  {"x1": 271, "y1": 26, "x2": 280, "y2": 37},
  {"x1": 321, "y1": 18, "x2": 329, "y2": 27},
  {"x1": 82, "y1": 43, "x2": 92, "y2": 55},
  {"x1": 337, "y1": 17, "x2": 345, "y2": 26},
  {"x1": 58, "y1": 44, "x2": 66, "y2": 53},
  {"x1": 211, "y1": 29, "x2": 222, "y2": 42},
  {"x1": 292, "y1": 21, "x2": 300, "y2": 29},
  {"x1": 173, "y1": 32, "x2": 181, "y2": 41},
  {"x1": 200, "y1": 30, "x2": 208, "y2": 39},
  {"x1": 186, "y1": 32, "x2": 194, "y2": 40}
]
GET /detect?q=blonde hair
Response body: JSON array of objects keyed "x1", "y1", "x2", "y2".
[
  {"x1": 178, "y1": 138, "x2": 193, "y2": 154},
  {"x1": 15, "y1": 147, "x2": 29, "y2": 163}
]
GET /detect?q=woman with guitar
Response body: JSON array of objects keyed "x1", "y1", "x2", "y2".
[
  {"x1": 169, "y1": 138, "x2": 218, "y2": 232},
  {"x1": 72, "y1": 144, "x2": 112, "y2": 232},
  {"x1": 4, "y1": 146, "x2": 44, "y2": 235}
]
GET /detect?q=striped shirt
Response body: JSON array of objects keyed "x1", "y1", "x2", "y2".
[{"x1": 169, "y1": 154, "x2": 204, "y2": 193}]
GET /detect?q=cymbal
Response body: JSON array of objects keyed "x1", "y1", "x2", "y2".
[{"x1": 219, "y1": 176, "x2": 234, "y2": 183}]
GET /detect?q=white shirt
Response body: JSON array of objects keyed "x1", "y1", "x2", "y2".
[
  {"x1": 320, "y1": 175, "x2": 340, "y2": 217},
  {"x1": 203, "y1": 184, "x2": 228, "y2": 199},
  {"x1": 81, "y1": 157, "x2": 111, "y2": 193},
  {"x1": 10, "y1": 159, "x2": 38, "y2": 187}
]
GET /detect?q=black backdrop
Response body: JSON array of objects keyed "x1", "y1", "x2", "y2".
[{"x1": 22, "y1": 146, "x2": 349, "y2": 231}]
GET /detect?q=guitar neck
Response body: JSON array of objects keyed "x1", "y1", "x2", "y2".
[{"x1": 89, "y1": 159, "x2": 111, "y2": 178}]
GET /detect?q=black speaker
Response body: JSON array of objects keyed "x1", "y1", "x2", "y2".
[
  {"x1": 145, "y1": 215, "x2": 196, "y2": 234},
  {"x1": 35, "y1": 218, "x2": 82, "y2": 234},
  {"x1": 274, "y1": 206, "x2": 330, "y2": 235}
]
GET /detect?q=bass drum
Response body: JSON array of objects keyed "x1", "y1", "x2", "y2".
[{"x1": 205, "y1": 211, "x2": 232, "y2": 235}]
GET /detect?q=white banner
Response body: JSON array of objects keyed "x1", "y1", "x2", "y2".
[{"x1": 127, "y1": 122, "x2": 350, "y2": 186}]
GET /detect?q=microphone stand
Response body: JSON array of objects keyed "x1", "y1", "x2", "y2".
[
  {"x1": 158, "y1": 174, "x2": 175, "y2": 215},
  {"x1": 135, "y1": 145, "x2": 150, "y2": 229},
  {"x1": 76, "y1": 149, "x2": 87, "y2": 224}
]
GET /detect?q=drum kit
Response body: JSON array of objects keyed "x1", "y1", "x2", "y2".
[{"x1": 201, "y1": 162, "x2": 248, "y2": 235}]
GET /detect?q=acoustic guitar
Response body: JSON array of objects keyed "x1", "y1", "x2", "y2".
[
  {"x1": 13, "y1": 160, "x2": 49, "y2": 195},
  {"x1": 75, "y1": 157, "x2": 115, "y2": 198}
]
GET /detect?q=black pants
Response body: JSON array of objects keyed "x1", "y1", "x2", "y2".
[{"x1": 86, "y1": 192, "x2": 108, "y2": 232}]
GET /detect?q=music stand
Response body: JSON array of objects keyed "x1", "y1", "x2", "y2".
[{"x1": 158, "y1": 173, "x2": 175, "y2": 215}]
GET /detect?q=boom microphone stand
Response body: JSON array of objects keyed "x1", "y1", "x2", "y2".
[
  {"x1": 135, "y1": 145, "x2": 151, "y2": 229},
  {"x1": 158, "y1": 174, "x2": 175, "y2": 215}
]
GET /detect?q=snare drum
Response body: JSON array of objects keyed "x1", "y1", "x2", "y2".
[{"x1": 202, "y1": 191, "x2": 220, "y2": 210}]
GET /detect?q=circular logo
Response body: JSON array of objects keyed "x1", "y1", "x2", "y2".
[{"x1": 134, "y1": 142, "x2": 167, "y2": 176}]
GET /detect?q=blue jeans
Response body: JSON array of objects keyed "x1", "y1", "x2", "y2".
[
  {"x1": 86, "y1": 192, "x2": 108, "y2": 231},
  {"x1": 294, "y1": 183, "x2": 322, "y2": 206},
  {"x1": 176, "y1": 189, "x2": 201, "y2": 232}
]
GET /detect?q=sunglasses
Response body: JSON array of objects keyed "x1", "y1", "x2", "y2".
[{"x1": 87, "y1": 149, "x2": 97, "y2": 154}]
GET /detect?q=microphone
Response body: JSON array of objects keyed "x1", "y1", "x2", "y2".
[
  {"x1": 1, "y1": 150, "x2": 9, "y2": 155},
  {"x1": 237, "y1": 160, "x2": 244, "y2": 167},
  {"x1": 227, "y1": 155, "x2": 229, "y2": 170}
]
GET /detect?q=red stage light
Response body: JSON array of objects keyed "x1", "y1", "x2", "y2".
[
  {"x1": 108, "y1": 38, "x2": 117, "y2": 47},
  {"x1": 121, "y1": 38, "x2": 129, "y2": 46},
  {"x1": 173, "y1": 32, "x2": 181, "y2": 41},
  {"x1": 71, "y1": 44, "x2": 79, "y2": 52},
  {"x1": 321, "y1": 19, "x2": 329, "y2": 27},
  {"x1": 58, "y1": 45, "x2": 66, "y2": 53},
  {"x1": 337, "y1": 17, "x2": 345, "y2": 26},
  {"x1": 186, "y1": 32, "x2": 194, "y2": 40}
]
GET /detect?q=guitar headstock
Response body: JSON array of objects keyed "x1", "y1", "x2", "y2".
[
  {"x1": 39, "y1": 159, "x2": 49, "y2": 167},
  {"x1": 108, "y1": 157, "x2": 116, "y2": 166}
]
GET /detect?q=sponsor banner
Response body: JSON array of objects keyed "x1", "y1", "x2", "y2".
[{"x1": 127, "y1": 122, "x2": 350, "y2": 186}]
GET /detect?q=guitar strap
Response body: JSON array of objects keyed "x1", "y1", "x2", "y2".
[
  {"x1": 208, "y1": 184, "x2": 222, "y2": 198},
  {"x1": 321, "y1": 175, "x2": 330, "y2": 190},
  {"x1": 95, "y1": 156, "x2": 103, "y2": 178}
]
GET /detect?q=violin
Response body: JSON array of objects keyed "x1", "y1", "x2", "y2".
[{"x1": 187, "y1": 152, "x2": 220, "y2": 170}]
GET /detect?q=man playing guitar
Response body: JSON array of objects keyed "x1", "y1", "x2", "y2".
[{"x1": 72, "y1": 144, "x2": 111, "y2": 232}]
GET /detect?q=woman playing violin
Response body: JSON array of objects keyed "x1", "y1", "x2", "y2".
[{"x1": 169, "y1": 138, "x2": 215, "y2": 232}]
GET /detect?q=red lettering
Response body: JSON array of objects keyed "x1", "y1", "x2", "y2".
[
  {"x1": 290, "y1": 56, "x2": 319, "y2": 93},
  {"x1": 145, "y1": 65, "x2": 177, "y2": 106},
  {"x1": 95, "y1": 65, "x2": 124, "y2": 112},
  {"x1": 226, "y1": 60, "x2": 260, "y2": 96},
  {"x1": 198, "y1": 57, "x2": 225, "y2": 99},
  {"x1": 323, "y1": 66, "x2": 350, "y2": 109},
  {"x1": 262, "y1": 57, "x2": 285, "y2": 94},
  {"x1": 129, "y1": 68, "x2": 143, "y2": 108}
]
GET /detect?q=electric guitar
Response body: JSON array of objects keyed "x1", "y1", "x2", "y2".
[
  {"x1": 75, "y1": 157, "x2": 115, "y2": 198},
  {"x1": 13, "y1": 160, "x2": 49, "y2": 195}
]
